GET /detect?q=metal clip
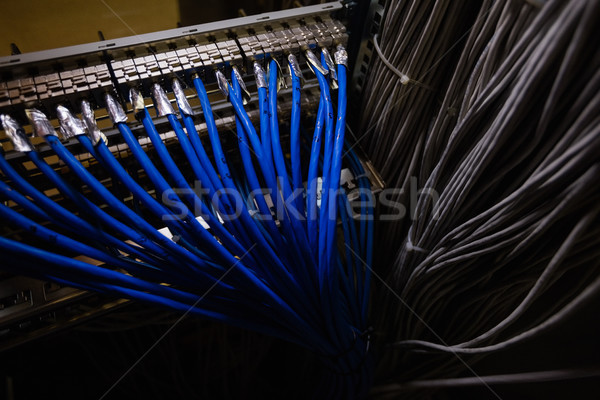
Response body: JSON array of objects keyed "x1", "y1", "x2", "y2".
[
  {"x1": 334, "y1": 44, "x2": 348, "y2": 67},
  {"x1": 232, "y1": 66, "x2": 251, "y2": 105},
  {"x1": 56, "y1": 105, "x2": 86, "y2": 139},
  {"x1": 25, "y1": 108, "x2": 57, "y2": 138},
  {"x1": 321, "y1": 48, "x2": 337, "y2": 82},
  {"x1": 287, "y1": 53, "x2": 304, "y2": 85},
  {"x1": 305, "y1": 49, "x2": 328, "y2": 76},
  {"x1": 151, "y1": 83, "x2": 175, "y2": 117},
  {"x1": 171, "y1": 79, "x2": 194, "y2": 116},
  {"x1": 0, "y1": 114, "x2": 34, "y2": 152},
  {"x1": 80, "y1": 100, "x2": 108, "y2": 145},
  {"x1": 253, "y1": 61, "x2": 267, "y2": 90},
  {"x1": 267, "y1": 58, "x2": 287, "y2": 92},
  {"x1": 129, "y1": 87, "x2": 146, "y2": 114},
  {"x1": 105, "y1": 93, "x2": 128, "y2": 124},
  {"x1": 215, "y1": 70, "x2": 229, "y2": 98}
]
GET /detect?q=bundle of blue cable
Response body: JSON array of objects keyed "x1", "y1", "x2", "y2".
[{"x1": 0, "y1": 46, "x2": 374, "y2": 398}]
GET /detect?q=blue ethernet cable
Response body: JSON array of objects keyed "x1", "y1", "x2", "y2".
[
  {"x1": 3, "y1": 110, "x2": 177, "y2": 268},
  {"x1": 2, "y1": 248, "x2": 306, "y2": 347},
  {"x1": 322, "y1": 57, "x2": 349, "y2": 273},
  {"x1": 103, "y1": 96, "x2": 256, "y2": 269},
  {"x1": 149, "y1": 85, "x2": 256, "y2": 251},
  {"x1": 70, "y1": 106, "x2": 323, "y2": 341},
  {"x1": 27, "y1": 109, "x2": 216, "y2": 273},
  {"x1": 307, "y1": 91, "x2": 326, "y2": 251},
  {"x1": 190, "y1": 77, "x2": 306, "y2": 273},
  {"x1": 171, "y1": 79, "x2": 273, "y2": 252},
  {"x1": 253, "y1": 62, "x2": 275, "y2": 191},
  {"x1": 134, "y1": 93, "x2": 255, "y2": 258},
  {"x1": 266, "y1": 59, "x2": 313, "y2": 264},
  {"x1": 228, "y1": 70, "x2": 283, "y2": 250},
  {"x1": 0, "y1": 203, "x2": 193, "y2": 285},
  {"x1": 229, "y1": 68, "x2": 320, "y2": 315},
  {"x1": 0, "y1": 147, "x2": 175, "y2": 269},
  {"x1": 137, "y1": 100, "x2": 291, "y2": 279},
  {"x1": 224, "y1": 66, "x2": 310, "y2": 272},
  {"x1": 288, "y1": 54, "x2": 306, "y2": 221}
]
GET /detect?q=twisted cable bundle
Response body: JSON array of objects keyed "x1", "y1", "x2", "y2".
[{"x1": 358, "y1": 0, "x2": 600, "y2": 396}]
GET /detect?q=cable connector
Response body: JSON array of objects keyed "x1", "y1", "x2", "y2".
[
  {"x1": 129, "y1": 87, "x2": 145, "y2": 115},
  {"x1": 305, "y1": 49, "x2": 328, "y2": 76},
  {"x1": 321, "y1": 48, "x2": 337, "y2": 82},
  {"x1": 334, "y1": 44, "x2": 348, "y2": 67},
  {"x1": 1, "y1": 114, "x2": 34, "y2": 152},
  {"x1": 287, "y1": 53, "x2": 304, "y2": 85},
  {"x1": 25, "y1": 108, "x2": 57, "y2": 138},
  {"x1": 0, "y1": 114, "x2": 35, "y2": 153},
  {"x1": 232, "y1": 66, "x2": 251, "y2": 105},
  {"x1": 151, "y1": 83, "x2": 175, "y2": 117},
  {"x1": 171, "y1": 79, "x2": 194, "y2": 116},
  {"x1": 104, "y1": 93, "x2": 128, "y2": 124},
  {"x1": 56, "y1": 105, "x2": 86, "y2": 139},
  {"x1": 253, "y1": 61, "x2": 267, "y2": 90},
  {"x1": 267, "y1": 58, "x2": 287, "y2": 91},
  {"x1": 80, "y1": 100, "x2": 108, "y2": 145},
  {"x1": 215, "y1": 70, "x2": 229, "y2": 98}
]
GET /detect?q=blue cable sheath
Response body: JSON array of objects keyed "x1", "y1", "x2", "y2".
[
  {"x1": 43, "y1": 134, "x2": 217, "y2": 271},
  {"x1": 0, "y1": 180, "x2": 49, "y2": 221},
  {"x1": 307, "y1": 92, "x2": 326, "y2": 252},
  {"x1": 178, "y1": 109, "x2": 269, "y2": 250},
  {"x1": 191, "y1": 76, "x2": 305, "y2": 275},
  {"x1": 178, "y1": 110, "x2": 241, "y2": 219},
  {"x1": 266, "y1": 60, "x2": 313, "y2": 266},
  {"x1": 0, "y1": 203, "x2": 184, "y2": 282},
  {"x1": 320, "y1": 64, "x2": 347, "y2": 276},
  {"x1": 0, "y1": 236, "x2": 236, "y2": 320},
  {"x1": 0, "y1": 150, "x2": 174, "y2": 267},
  {"x1": 229, "y1": 71, "x2": 321, "y2": 319},
  {"x1": 2, "y1": 250, "x2": 307, "y2": 347},
  {"x1": 96, "y1": 128, "x2": 323, "y2": 345},
  {"x1": 113, "y1": 120, "x2": 252, "y2": 270},
  {"x1": 289, "y1": 62, "x2": 306, "y2": 221},
  {"x1": 257, "y1": 86, "x2": 275, "y2": 191},
  {"x1": 161, "y1": 109, "x2": 288, "y2": 278},
  {"x1": 322, "y1": 65, "x2": 349, "y2": 349},
  {"x1": 165, "y1": 112, "x2": 252, "y2": 245},
  {"x1": 25, "y1": 148, "x2": 173, "y2": 267},
  {"x1": 140, "y1": 110, "x2": 255, "y2": 257},
  {"x1": 229, "y1": 72, "x2": 285, "y2": 252},
  {"x1": 85, "y1": 136, "x2": 223, "y2": 267},
  {"x1": 313, "y1": 71, "x2": 334, "y2": 287}
]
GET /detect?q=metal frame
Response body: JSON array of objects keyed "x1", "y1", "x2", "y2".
[{"x1": 0, "y1": 2, "x2": 344, "y2": 68}]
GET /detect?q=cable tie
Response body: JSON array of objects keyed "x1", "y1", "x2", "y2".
[
  {"x1": 372, "y1": 34, "x2": 411, "y2": 85},
  {"x1": 406, "y1": 236, "x2": 427, "y2": 253}
]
